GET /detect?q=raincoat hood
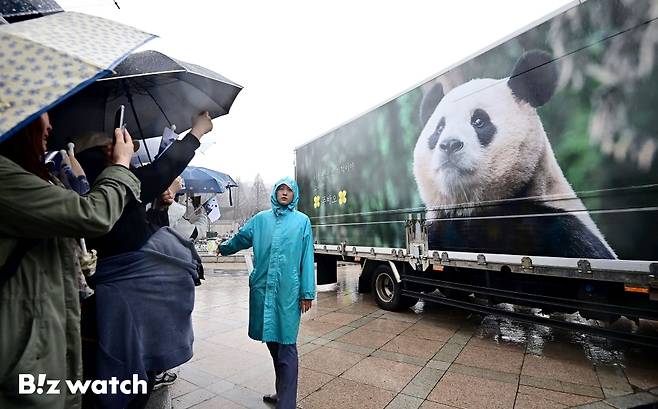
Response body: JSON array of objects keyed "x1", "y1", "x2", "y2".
[{"x1": 271, "y1": 177, "x2": 300, "y2": 215}]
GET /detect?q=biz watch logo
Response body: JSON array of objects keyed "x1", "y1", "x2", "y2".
[{"x1": 19, "y1": 374, "x2": 147, "y2": 395}]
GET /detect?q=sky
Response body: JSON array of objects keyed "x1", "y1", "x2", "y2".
[{"x1": 58, "y1": 0, "x2": 574, "y2": 184}]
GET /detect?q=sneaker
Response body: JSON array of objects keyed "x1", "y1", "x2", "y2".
[
  {"x1": 262, "y1": 394, "x2": 278, "y2": 404},
  {"x1": 153, "y1": 372, "x2": 177, "y2": 390}
]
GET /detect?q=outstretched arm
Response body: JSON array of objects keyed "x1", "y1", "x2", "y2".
[
  {"x1": 132, "y1": 133, "x2": 199, "y2": 203},
  {"x1": 219, "y1": 217, "x2": 255, "y2": 255},
  {"x1": 133, "y1": 112, "x2": 213, "y2": 203}
]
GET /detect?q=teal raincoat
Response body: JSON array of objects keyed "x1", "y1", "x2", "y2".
[{"x1": 220, "y1": 177, "x2": 315, "y2": 344}]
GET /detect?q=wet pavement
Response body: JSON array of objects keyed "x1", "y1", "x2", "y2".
[{"x1": 171, "y1": 263, "x2": 658, "y2": 409}]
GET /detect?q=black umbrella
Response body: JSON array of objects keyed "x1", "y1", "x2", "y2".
[
  {"x1": 0, "y1": 0, "x2": 62, "y2": 23},
  {"x1": 49, "y1": 50, "x2": 243, "y2": 152}
]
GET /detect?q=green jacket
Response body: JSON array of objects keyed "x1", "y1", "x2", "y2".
[{"x1": 0, "y1": 155, "x2": 140, "y2": 409}]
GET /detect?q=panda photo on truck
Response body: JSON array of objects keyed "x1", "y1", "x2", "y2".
[
  {"x1": 295, "y1": 0, "x2": 658, "y2": 344},
  {"x1": 413, "y1": 50, "x2": 616, "y2": 259}
]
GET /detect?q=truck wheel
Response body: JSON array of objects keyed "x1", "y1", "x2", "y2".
[{"x1": 371, "y1": 264, "x2": 418, "y2": 311}]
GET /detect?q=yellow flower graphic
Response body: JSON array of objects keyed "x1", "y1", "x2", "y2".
[
  {"x1": 338, "y1": 190, "x2": 347, "y2": 205},
  {"x1": 313, "y1": 195, "x2": 321, "y2": 208}
]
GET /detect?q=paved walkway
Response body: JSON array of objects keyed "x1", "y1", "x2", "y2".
[{"x1": 171, "y1": 264, "x2": 658, "y2": 409}]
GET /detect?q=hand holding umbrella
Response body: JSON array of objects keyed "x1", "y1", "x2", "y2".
[
  {"x1": 190, "y1": 111, "x2": 213, "y2": 140},
  {"x1": 65, "y1": 142, "x2": 86, "y2": 178}
]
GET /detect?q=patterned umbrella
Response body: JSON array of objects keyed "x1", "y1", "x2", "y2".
[
  {"x1": 180, "y1": 166, "x2": 238, "y2": 194},
  {"x1": 0, "y1": 0, "x2": 63, "y2": 23},
  {"x1": 0, "y1": 11, "x2": 155, "y2": 142}
]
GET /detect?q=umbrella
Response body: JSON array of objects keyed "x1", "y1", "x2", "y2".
[
  {"x1": 180, "y1": 166, "x2": 237, "y2": 194},
  {"x1": 0, "y1": 11, "x2": 155, "y2": 142},
  {"x1": 49, "y1": 49, "x2": 243, "y2": 150},
  {"x1": 1, "y1": 0, "x2": 62, "y2": 23}
]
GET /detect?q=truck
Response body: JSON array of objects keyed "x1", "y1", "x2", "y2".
[{"x1": 294, "y1": 0, "x2": 658, "y2": 345}]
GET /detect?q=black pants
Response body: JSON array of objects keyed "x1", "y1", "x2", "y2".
[{"x1": 266, "y1": 342, "x2": 298, "y2": 409}]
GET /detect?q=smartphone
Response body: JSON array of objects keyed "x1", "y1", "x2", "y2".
[{"x1": 113, "y1": 105, "x2": 125, "y2": 143}]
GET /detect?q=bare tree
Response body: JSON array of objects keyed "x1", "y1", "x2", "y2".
[
  {"x1": 252, "y1": 173, "x2": 268, "y2": 214},
  {"x1": 215, "y1": 175, "x2": 273, "y2": 226}
]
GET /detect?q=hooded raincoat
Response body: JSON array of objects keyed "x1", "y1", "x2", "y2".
[
  {"x1": 220, "y1": 177, "x2": 315, "y2": 344},
  {"x1": 0, "y1": 155, "x2": 140, "y2": 409}
]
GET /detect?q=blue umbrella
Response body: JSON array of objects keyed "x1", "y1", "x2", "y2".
[
  {"x1": 180, "y1": 166, "x2": 237, "y2": 194},
  {"x1": 0, "y1": 11, "x2": 155, "y2": 142}
]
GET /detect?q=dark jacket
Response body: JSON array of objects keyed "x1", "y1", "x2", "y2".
[
  {"x1": 90, "y1": 227, "x2": 200, "y2": 409},
  {"x1": 81, "y1": 133, "x2": 200, "y2": 258}
]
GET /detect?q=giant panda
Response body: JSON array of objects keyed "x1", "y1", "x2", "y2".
[{"x1": 413, "y1": 51, "x2": 616, "y2": 259}]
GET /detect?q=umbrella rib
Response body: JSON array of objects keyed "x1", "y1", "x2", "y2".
[
  {"x1": 130, "y1": 79, "x2": 174, "y2": 128},
  {"x1": 143, "y1": 87, "x2": 173, "y2": 128},
  {"x1": 123, "y1": 80, "x2": 153, "y2": 162}
]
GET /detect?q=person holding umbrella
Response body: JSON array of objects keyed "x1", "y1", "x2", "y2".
[
  {"x1": 75, "y1": 111, "x2": 212, "y2": 257},
  {"x1": 0, "y1": 113, "x2": 140, "y2": 409},
  {"x1": 73, "y1": 112, "x2": 212, "y2": 409}
]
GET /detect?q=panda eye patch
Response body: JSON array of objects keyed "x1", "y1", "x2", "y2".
[
  {"x1": 470, "y1": 109, "x2": 490, "y2": 128},
  {"x1": 428, "y1": 117, "x2": 445, "y2": 150},
  {"x1": 470, "y1": 109, "x2": 496, "y2": 146}
]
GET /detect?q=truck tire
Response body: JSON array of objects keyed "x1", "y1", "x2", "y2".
[{"x1": 371, "y1": 264, "x2": 418, "y2": 311}]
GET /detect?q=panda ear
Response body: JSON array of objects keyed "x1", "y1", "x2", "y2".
[
  {"x1": 507, "y1": 50, "x2": 558, "y2": 107},
  {"x1": 420, "y1": 82, "x2": 444, "y2": 126}
]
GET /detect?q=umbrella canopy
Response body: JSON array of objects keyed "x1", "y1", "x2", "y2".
[
  {"x1": 0, "y1": 11, "x2": 155, "y2": 143},
  {"x1": 180, "y1": 166, "x2": 237, "y2": 194},
  {"x1": 1, "y1": 0, "x2": 62, "y2": 23},
  {"x1": 49, "y1": 50, "x2": 242, "y2": 147}
]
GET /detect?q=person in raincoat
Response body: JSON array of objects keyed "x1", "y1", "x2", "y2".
[
  {"x1": 0, "y1": 113, "x2": 140, "y2": 409},
  {"x1": 219, "y1": 177, "x2": 315, "y2": 409}
]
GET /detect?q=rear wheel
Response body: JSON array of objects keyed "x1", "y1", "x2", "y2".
[{"x1": 371, "y1": 264, "x2": 418, "y2": 311}]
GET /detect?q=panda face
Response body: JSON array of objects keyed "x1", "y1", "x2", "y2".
[
  {"x1": 414, "y1": 78, "x2": 547, "y2": 207},
  {"x1": 423, "y1": 80, "x2": 500, "y2": 186}
]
